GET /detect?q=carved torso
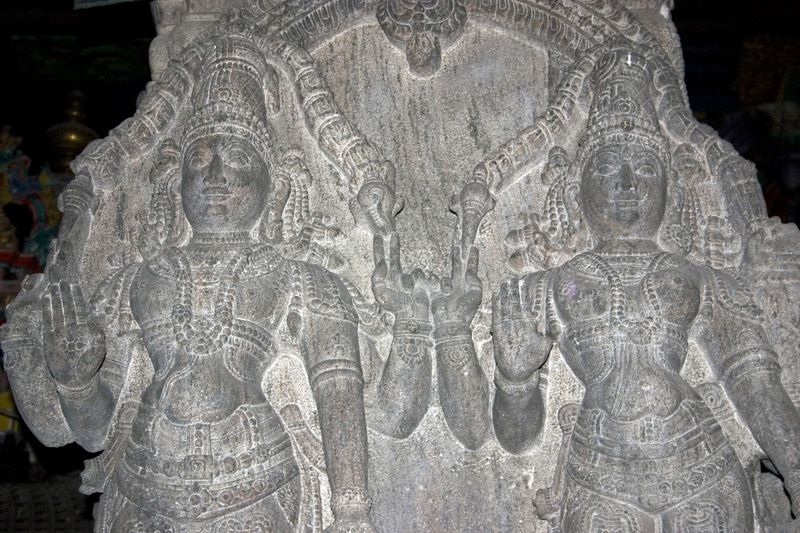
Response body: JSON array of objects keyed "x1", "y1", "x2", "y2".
[
  {"x1": 551, "y1": 247, "x2": 744, "y2": 514},
  {"x1": 121, "y1": 242, "x2": 302, "y2": 520},
  {"x1": 130, "y1": 243, "x2": 289, "y2": 424},
  {"x1": 555, "y1": 249, "x2": 703, "y2": 420}
]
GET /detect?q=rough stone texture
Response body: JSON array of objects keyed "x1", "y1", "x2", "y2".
[{"x1": 3, "y1": 1, "x2": 800, "y2": 532}]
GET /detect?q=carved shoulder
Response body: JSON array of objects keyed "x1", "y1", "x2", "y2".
[
  {"x1": 286, "y1": 260, "x2": 358, "y2": 325},
  {"x1": 128, "y1": 257, "x2": 175, "y2": 325},
  {"x1": 700, "y1": 266, "x2": 763, "y2": 323},
  {"x1": 522, "y1": 268, "x2": 559, "y2": 338},
  {"x1": 695, "y1": 265, "x2": 779, "y2": 384},
  {"x1": 89, "y1": 262, "x2": 144, "y2": 328}
]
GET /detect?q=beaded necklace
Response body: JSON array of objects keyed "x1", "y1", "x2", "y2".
[{"x1": 170, "y1": 244, "x2": 277, "y2": 355}]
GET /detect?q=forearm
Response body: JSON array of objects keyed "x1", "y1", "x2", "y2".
[
  {"x1": 724, "y1": 357, "x2": 800, "y2": 477},
  {"x1": 312, "y1": 373, "x2": 371, "y2": 520},
  {"x1": 492, "y1": 369, "x2": 545, "y2": 454},
  {"x1": 372, "y1": 319, "x2": 433, "y2": 438},
  {"x1": 1, "y1": 338, "x2": 73, "y2": 447},
  {"x1": 56, "y1": 372, "x2": 115, "y2": 452},
  {"x1": 434, "y1": 322, "x2": 490, "y2": 450}
]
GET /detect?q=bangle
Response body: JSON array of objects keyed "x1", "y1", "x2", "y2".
[
  {"x1": 55, "y1": 373, "x2": 99, "y2": 401},
  {"x1": 494, "y1": 369, "x2": 539, "y2": 398},
  {"x1": 395, "y1": 337, "x2": 431, "y2": 365},
  {"x1": 432, "y1": 322, "x2": 472, "y2": 342},
  {"x1": 331, "y1": 486, "x2": 372, "y2": 516},
  {"x1": 393, "y1": 319, "x2": 432, "y2": 338}
]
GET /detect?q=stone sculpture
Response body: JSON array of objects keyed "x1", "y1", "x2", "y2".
[
  {"x1": 492, "y1": 44, "x2": 800, "y2": 531},
  {"x1": 3, "y1": 35, "x2": 375, "y2": 532},
  {"x1": 3, "y1": 1, "x2": 800, "y2": 531}
]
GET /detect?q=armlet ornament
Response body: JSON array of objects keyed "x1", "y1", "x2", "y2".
[
  {"x1": 309, "y1": 359, "x2": 362, "y2": 389},
  {"x1": 721, "y1": 348, "x2": 780, "y2": 387}
]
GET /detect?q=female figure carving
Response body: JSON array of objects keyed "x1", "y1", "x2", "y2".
[
  {"x1": 3, "y1": 36, "x2": 374, "y2": 533},
  {"x1": 492, "y1": 45, "x2": 800, "y2": 531}
]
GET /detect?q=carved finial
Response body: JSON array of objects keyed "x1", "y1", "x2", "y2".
[{"x1": 376, "y1": 0, "x2": 467, "y2": 77}]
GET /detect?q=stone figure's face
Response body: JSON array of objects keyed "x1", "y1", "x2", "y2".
[
  {"x1": 580, "y1": 142, "x2": 666, "y2": 240},
  {"x1": 181, "y1": 134, "x2": 269, "y2": 234}
]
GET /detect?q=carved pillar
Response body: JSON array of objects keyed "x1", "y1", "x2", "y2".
[{"x1": 3, "y1": 1, "x2": 800, "y2": 532}]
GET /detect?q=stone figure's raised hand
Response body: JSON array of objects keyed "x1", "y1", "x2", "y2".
[
  {"x1": 491, "y1": 276, "x2": 548, "y2": 381},
  {"x1": 372, "y1": 233, "x2": 432, "y2": 324},
  {"x1": 41, "y1": 281, "x2": 104, "y2": 387},
  {"x1": 430, "y1": 245, "x2": 482, "y2": 327},
  {"x1": 743, "y1": 217, "x2": 800, "y2": 273}
]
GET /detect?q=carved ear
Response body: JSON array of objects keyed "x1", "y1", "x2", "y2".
[
  {"x1": 564, "y1": 182, "x2": 581, "y2": 217},
  {"x1": 659, "y1": 177, "x2": 693, "y2": 256},
  {"x1": 264, "y1": 62, "x2": 281, "y2": 115}
]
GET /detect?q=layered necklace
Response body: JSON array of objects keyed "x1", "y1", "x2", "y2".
[{"x1": 170, "y1": 243, "x2": 277, "y2": 356}]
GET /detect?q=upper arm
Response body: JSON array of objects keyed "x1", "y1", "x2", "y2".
[
  {"x1": 697, "y1": 269, "x2": 781, "y2": 388},
  {"x1": 293, "y1": 263, "x2": 362, "y2": 390}
]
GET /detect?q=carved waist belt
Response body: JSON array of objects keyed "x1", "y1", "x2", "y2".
[
  {"x1": 124, "y1": 430, "x2": 293, "y2": 482},
  {"x1": 571, "y1": 399, "x2": 726, "y2": 459},
  {"x1": 117, "y1": 433, "x2": 298, "y2": 520},
  {"x1": 132, "y1": 402, "x2": 287, "y2": 457},
  {"x1": 567, "y1": 400, "x2": 739, "y2": 513}
]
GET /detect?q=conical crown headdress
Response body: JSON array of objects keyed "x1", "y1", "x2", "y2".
[
  {"x1": 182, "y1": 35, "x2": 276, "y2": 167},
  {"x1": 578, "y1": 43, "x2": 669, "y2": 165}
]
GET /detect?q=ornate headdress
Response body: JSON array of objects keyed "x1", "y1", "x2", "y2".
[
  {"x1": 181, "y1": 35, "x2": 276, "y2": 168},
  {"x1": 576, "y1": 43, "x2": 670, "y2": 168}
]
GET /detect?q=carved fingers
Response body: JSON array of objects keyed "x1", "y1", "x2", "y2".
[
  {"x1": 41, "y1": 282, "x2": 103, "y2": 386},
  {"x1": 431, "y1": 245, "x2": 482, "y2": 325},
  {"x1": 491, "y1": 277, "x2": 548, "y2": 381},
  {"x1": 371, "y1": 233, "x2": 432, "y2": 323}
]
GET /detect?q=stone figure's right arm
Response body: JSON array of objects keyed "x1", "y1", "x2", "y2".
[
  {"x1": 491, "y1": 271, "x2": 555, "y2": 454},
  {"x1": 369, "y1": 234, "x2": 434, "y2": 439},
  {"x1": 2, "y1": 264, "x2": 138, "y2": 452},
  {"x1": 40, "y1": 277, "x2": 118, "y2": 452}
]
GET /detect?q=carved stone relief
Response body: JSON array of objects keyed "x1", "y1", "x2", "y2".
[{"x1": 3, "y1": 1, "x2": 800, "y2": 532}]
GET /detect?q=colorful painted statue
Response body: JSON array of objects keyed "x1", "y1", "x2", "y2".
[
  {"x1": 491, "y1": 45, "x2": 800, "y2": 531},
  {"x1": 2, "y1": 36, "x2": 375, "y2": 533}
]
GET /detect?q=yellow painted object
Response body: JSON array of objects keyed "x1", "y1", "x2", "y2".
[{"x1": 0, "y1": 389, "x2": 20, "y2": 433}]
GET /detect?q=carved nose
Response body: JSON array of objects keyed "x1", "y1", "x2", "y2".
[
  {"x1": 205, "y1": 152, "x2": 225, "y2": 184},
  {"x1": 615, "y1": 164, "x2": 635, "y2": 192}
]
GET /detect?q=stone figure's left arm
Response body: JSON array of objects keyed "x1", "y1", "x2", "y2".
[
  {"x1": 296, "y1": 266, "x2": 374, "y2": 531},
  {"x1": 430, "y1": 245, "x2": 490, "y2": 450},
  {"x1": 697, "y1": 270, "x2": 800, "y2": 514}
]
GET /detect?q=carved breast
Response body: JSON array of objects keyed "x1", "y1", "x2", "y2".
[
  {"x1": 555, "y1": 253, "x2": 703, "y2": 389},
  {"x1": 642, "y1": 267, "x2": 701, "y2": 327},
  {"x1": 129, "y1": 254, "x2": 290, "y2": 424},
  {"x1": 557, "y1": 271, "x2": 610, "y2": 322}
]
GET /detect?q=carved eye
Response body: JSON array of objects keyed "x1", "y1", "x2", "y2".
[
  {"x1": 636, "y1": 164, "x2": 656, "y2": 178},
  {"x1": 597, "y1": 163, "x2": 618, "y2": 176},
  {"x1": 226, "y1": 148, "x2": 252, "y2": 169},
  {"x1": 187, "y1": 148, "x2": 211, "y2": 169}
]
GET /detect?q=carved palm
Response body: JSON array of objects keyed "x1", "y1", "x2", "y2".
[
  {"x1": 41, "y1": 281, "x2": 104, "y2": 387},
  {"x1": 491, "y1": 277, "x2": 547, "y2": 381}
]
